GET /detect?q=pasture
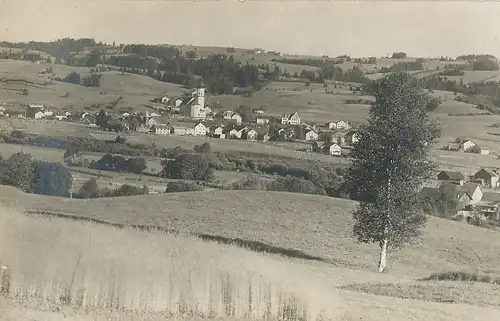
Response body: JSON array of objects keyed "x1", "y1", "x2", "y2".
[
  {"x1": 1, "y1": 187, "x2": 500, "y2": 320},
  {"x1": 0, "y1": 60, "x2": 185, "y2": 112}
]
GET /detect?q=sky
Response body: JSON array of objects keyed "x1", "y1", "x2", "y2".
[{"x1": 0, "y1": 0, "x2": 499, "y2": 58}]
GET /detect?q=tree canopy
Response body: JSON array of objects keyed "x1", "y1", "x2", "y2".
[{"x1": 344, "y1": 71, "x2": 441, "y2": 272}]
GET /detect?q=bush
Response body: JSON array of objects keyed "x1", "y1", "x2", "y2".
[
  {"x1": 162, "y1": 153, "x2": 214, "y2": 182},
  {"x1": 165, "y1": 181, "x2": 203, "y2": 193}
]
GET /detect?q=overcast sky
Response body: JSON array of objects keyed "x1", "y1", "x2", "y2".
[{"x1": 0, "y1": 0, "x2": 499, "y2": 58}]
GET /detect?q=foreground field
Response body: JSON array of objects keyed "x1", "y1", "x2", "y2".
[
  {"x1": 3, "y1": 186, "x2": 500, "y2": 278},
  {"x1": 1, "y1": 187, "x2": 500, "y2": 320},
  {"x1": 0, "y1": 206, "x2": 339, "y2": 321}
]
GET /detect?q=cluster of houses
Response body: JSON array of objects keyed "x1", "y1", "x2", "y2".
[
  {"x1": 444, "y1": 137, "x2": 490, "y2": 155},
  {"x1": 4, "y1": 86, "x2": 360, "y2": 157},
  {"x1": 421, "y1": 168, "x2": 500, "y2": 221}
]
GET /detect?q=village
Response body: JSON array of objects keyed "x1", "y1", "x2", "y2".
[{"x1": 0, "y1": 86, "x2": 361, "y2": 157}]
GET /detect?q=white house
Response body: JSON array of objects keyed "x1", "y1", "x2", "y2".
[
  {"x1": 155, "y1": 125, "x2": 173, "y2": 135},
  {"x1": 256, "y1": 117, "x2": 270, "y2": 125},
  {"x1": 305, "y1": 130, "x2": 319, "y2": 141},
  {"x1": 324, "y1": 143, "x2": 342, "y2": 156},
  {"x1": 327, "y1": 122, "x2": 337, "y2": 130},
  {"x1": 211, "y1": 126, "x2": 224, "y2": 137},
  {"x1": 194, "y1": 122, "x2": 207, "y2": 136},
  {"x1": 245, "y1": 129, "x2": 258, "y2": 141},
  {"x1": 336, "y1": 120, "x2": 350, "y2": 130},
  {"x1": 174, "y1": 99, "x2": 183, "y2": 107},
  {"x1": 281, "y1": 112, "x2": 300, "y2": 125},
  {"x1": 34, "y1": 111, "x2": 45, "y2": 119},
  {"x1": 223, "y1": 111, "x2": 243, "y2": 125},
  {"x1": 161, "y1": 96, "x2": 169, "y2": 104}
]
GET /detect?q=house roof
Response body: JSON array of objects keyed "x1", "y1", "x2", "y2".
[
  {"x1": 476, "y1": 168, "x2": 499, "y2": 178},
  {"x1": 460, "y1": 182, "x2": 481, "y2": 195},
  {"x1": 438, "y1": 171, "x2": 465, "y2": 181},
  {"x1": 480, "y1": 192, "x2": 500, "y2": 204}
]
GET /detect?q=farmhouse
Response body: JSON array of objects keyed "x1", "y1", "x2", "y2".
[
  {"x1": 193, "y1": 122, "x2": 208, "y2": 136},
  {"x1": 322, "y1": 143, "x2": 342, "y2": 156},
  {"x1": 469, "y1": 145, "x2": 490, "y2": 155},
  {"x1": 437, "y1": 171, "x2": 466, "y2": 184},
  {"x1": 474, "y1": 192, "x2": 500, "y2": 220},
  {"x1": 256, "y1": 117, "x2": 270, "y2": 125},
  {"x1": 261, "y1": 133, "x2": 271, "y2": 142},
  {"x1": 244, "y1": 129, "x2": 258, "y2": 141},
  {"x1": 34, "y1": 111, "x2": 45, "y2": 119},
  {"x1": 305, "y1": 130, "x2": 319, "y2": 141},
  {"x1": 281, "y1": 112, "x2": 301, "y2": 125},
  {"x1": 331, "y1": 132, "x2": 347, "y2": 145},
  {"x1": 450, "y1": 137, "x2": 477, "y2": 152},
  {"x1": 471, "y1": 168, "x2": 500, "y2": 189},
  {"x1": 210, "y1": 125, "x2": 224, "y2": 138},
  {"x1": 228, "y1": 126, "x2": 246, "y2": 139},
  {"x1": 155, "y1": 124, "x2": 174, "y2": 135},
  {"x1": 223, "y1": 111, "x2": 243, "y2": 125},
  {"x1": 336, "y1": 120, "x2": 350, "y2": 130}
]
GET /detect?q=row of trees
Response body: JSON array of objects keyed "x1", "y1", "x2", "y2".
[
  {"x1": 78, "y1": 178, "x2": 149, "y2": 198},
  {"x1": 63, "y1": 71, "x2": 102, "y2": 87}
]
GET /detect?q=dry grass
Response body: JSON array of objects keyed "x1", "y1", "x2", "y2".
[
  {"x1": 0, "y1": 206, "x2": 340, "y2": 320},
  {"x1": 340, "y1": 281, "x2": 500, "y2": 308},
  {"x1": 3, "y1": 186, "x2": 500, "y2": 279}
]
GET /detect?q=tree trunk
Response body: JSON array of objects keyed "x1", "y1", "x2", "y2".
[{"x1": 378, "y1": 238, "x2": 388, "y2": 273}]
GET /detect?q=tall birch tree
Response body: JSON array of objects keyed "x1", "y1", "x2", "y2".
[{"x1": 345, "y1": 72, "x2": 441, "y2": 272}]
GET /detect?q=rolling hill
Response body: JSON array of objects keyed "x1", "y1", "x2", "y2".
[{"x1": 2, "y1": 186, "x2": 500, "y2": 277}]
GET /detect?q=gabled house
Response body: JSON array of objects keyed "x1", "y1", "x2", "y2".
[
  {"x1": 454, "y1": 137, "x2": 477, "y2": 152},
  {"x1": 331, "y1": 131, "x2": 347, "y2": 146},
  {"x1": 437, "y1": 181, "x2": 475, "y2": 210},
  {"x1": 437, "y1": 171, "x2": 466, "y2": 185},
  {"x1": 326, "y1": 122, "x2": 337, "y2": 130},
  {"x1": 223, "y1": 111, "x2": 243, "y2": 125},
  {"x1": 256, "y1": 117, "x2": 270, "y2": 125},
  {"x1": 471, "y1": 168, "x2": 499, "y2": 189},
  {"x1": 244, "y1": 129, "x2": 258, "y2": 141},
  {"x1": 261, "y1": 133, "x2": 271, "y2": 142},
  {"x1": 305, "y1": 130, "x2": 319, "y2": 141},
  {"x1": 322, "y1": 143, "x2": 342, "y2": 156},
  {"x1": 155, "y1": 124, "x2": 174, "y2": 135},
  {"x1": 281, "y1": 112, "x2": 300, "y2": 125},
  {"x1": 34, "y1": 111, "x2": 45, "y2": 119},
  {"x1": 336, "y1": 120, "x2": 350, "y2": 130},
  {"x1": 228, "y1": 126, "x2": 246, "y2": 139},
  {"x1": 210, "y1": 125, "x2": 224, "y2": 138},
  {"x1": 475, "y1": 192, "x2": 500, "y2": 220},
  {"x1": 193, "y1": 122, "x2": 208, "y2": 136}
]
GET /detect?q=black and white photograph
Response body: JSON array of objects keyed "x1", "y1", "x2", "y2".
[{"x1": 0, "y1": 0, "x2": 500, "y2": 320}]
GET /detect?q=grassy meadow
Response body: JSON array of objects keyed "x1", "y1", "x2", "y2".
[
  {"x1": 2, "y1": 187, "x2": 500, "y2": 320},
  {"x1": 0, "y1": 205, "x2": 340, "y2": 321}
]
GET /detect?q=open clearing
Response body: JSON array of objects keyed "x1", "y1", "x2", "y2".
[{"x1": 1, "y1": 187, "x2": 500, "y2": 320}]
